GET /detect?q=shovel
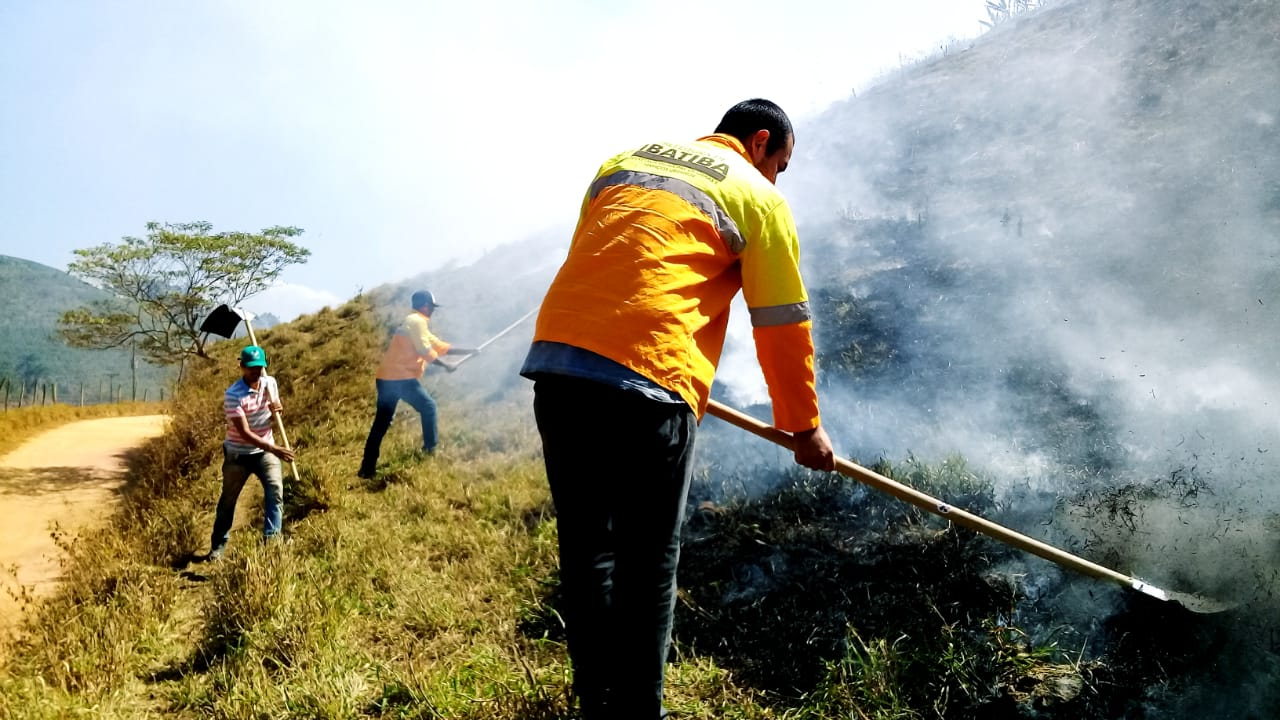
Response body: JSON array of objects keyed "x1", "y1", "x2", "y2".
[
  {"x1": 200, "y1": 304, "x2": 300, "y2": 479},
  {"x1": 706, "y1": 399, "x2": 1232, "y2": 614}
]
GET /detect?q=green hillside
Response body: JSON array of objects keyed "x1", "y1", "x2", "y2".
[{"x1": 0, "y1": 255, "x2": 172, "y2": 403}]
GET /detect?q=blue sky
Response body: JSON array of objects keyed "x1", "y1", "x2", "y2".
[{"x1": 0, "y1": 1, "x2": 988, "y2": 319}]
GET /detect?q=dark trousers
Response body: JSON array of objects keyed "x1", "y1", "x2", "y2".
[
  {"x1": 533, "y1": 376, "x2": 695, "y2": 720},
  {"x1": 361, "y1": 378, "x2": 438, "y2": 474}
]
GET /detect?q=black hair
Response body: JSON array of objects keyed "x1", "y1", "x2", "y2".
[{"x1": 714, "y1": 98, "x2": 793, "y2": 156}]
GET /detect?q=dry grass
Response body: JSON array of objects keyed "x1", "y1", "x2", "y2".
[
  {"x1": 0, "y1": 297, "x2": 1240, "y2": 719},
  {"x1": 0, "y1": 401, "x2": 167, "y2": 457}
]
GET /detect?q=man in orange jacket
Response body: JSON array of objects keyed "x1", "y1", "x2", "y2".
[
  {"x1": 521, "y1": 99, "x2": 835, "y2": 720},
  {"x1": 359, "y1": 290, "x2": 476, "y2": 479}
]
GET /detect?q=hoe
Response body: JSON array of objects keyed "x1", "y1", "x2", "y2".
[{"x1": 707, "y1": 399, "x2": 1233, "y2": 614}]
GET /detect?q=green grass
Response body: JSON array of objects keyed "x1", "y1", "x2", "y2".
[{"x1": 0, "y1": 298, "x2": 1113, "y2": 719}]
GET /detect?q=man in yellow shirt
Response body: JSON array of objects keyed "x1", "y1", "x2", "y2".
[
  {"x1": 521, "y1": 99, "x2": 835, "y2": 720},
  {"x1": 359, "y1": 290, "x2": 475, "y2": 479}
]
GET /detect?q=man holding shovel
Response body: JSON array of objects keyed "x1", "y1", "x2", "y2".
[
  {"x1": 209, "y1": 345, "x2": 295, "y2": 560},
  {"x1": 521, "y1": 99, "x2": 835, "y2": 719},
  {"x1": 358, "y1": 290, "x2": 476, "y2": 479}
]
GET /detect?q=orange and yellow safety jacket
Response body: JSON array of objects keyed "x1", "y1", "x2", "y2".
[
  {"x1": 532, "y1": 133, "x2": 820, "y2": 432},
  {"x1": 376, "y1": 311, "x2": 451, "y2": 381}
]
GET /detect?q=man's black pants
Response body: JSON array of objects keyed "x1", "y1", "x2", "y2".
[{"x1": 533, "y1": 376, "x2": 695, "y2": 720}]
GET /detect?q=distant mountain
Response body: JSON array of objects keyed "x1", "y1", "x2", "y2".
[
  {"x1": 0, "y1": 254, "x2": 172, "y2": 403},
  {"x1": 375, "y1": 230, "x2": 563, "y2": 331}
]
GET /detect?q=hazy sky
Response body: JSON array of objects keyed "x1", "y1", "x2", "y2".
[{"x1": 0, "y1": 1, "x2": 989, "y2": 319}]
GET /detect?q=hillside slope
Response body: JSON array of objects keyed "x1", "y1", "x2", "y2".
[
  {"x1": 788, "y1": 0, "x2": 1280, "y2": 469},
  {"x1": 2, "y1": 1, "x2": 1277, "y2": 717},
  {"x1": 1, "y1": 298, "x2": 1247, "y2": 720},
  {"x1": 716, "y1": 1, "x2": 1280, "y2": 713},
  {"x1": 369, "y1": 232, "x2": 564, "y2": 399},
  {"x1": 0, "y1": 255, "x2": 170, "y2": 402}
]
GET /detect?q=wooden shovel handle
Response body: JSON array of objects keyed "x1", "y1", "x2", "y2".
[
  {"x1": 272, "y1": 412, "x2": 300, "y2": 480},
  {"x1": 705, "y1": 399, "x2": 1139, "y2": 590},
  {"x1": 243, "y1": 315, "x2": 299, "y2": 479}
]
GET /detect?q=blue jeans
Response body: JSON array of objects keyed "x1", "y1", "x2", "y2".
[
  {"x1": 361, "y1": 378, "x2": 438, "y2": 474},
  {"x1": 211, "y1": 448, "x2": 284, "y2": 550},
  {"x1": 533, "y1": 375, "x2": 695, "y2": 720}
]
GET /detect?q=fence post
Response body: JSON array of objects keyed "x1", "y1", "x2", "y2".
[
  {"x1": 160, "y1": 387, "x2": 165, "y2": 402},
  {"x1": 80, "y1": 382, "x2": 85, "y2": 407},
  {"x1": 19, "y1": 380, "x2": 26, "y2": 408},
  {"x1": 142, "y1": 388, "x2": 149, "y2": 402},
  {"x1": 52, "y1": 383, "x2": 58, "y2": 405},
  {"x1": 131, "y1": 340, "x2": 138, "y2": 402}
]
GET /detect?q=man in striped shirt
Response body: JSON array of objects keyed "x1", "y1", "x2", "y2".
[{"x1": 208, "y1": 345, "x2": 296, "y2": 560}]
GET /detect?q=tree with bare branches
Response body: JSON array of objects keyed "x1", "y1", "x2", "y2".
[{"x1": 58, "y1": 221, "x2": 309, "y2": 366}]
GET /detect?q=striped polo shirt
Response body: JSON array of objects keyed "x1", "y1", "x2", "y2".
[{"x1": 224, "y1": 375, "x2": 278, "y2": 454}]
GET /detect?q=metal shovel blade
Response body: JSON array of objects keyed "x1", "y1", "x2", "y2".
[
  {"x1": 1159, "y1": 588, "x2": 1239, "y2": 614},
  {"x1": 200, "y1": 304, "x2": 246, "y2": 339}
]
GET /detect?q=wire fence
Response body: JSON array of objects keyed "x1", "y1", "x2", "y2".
[{"x1": 0, "y1": 376, "x2": 169, "y2": 411}]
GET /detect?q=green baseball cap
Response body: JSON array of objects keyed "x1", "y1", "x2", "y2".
[{"x1": 240, "y1": 345, "x2": 268, "y2": 368}]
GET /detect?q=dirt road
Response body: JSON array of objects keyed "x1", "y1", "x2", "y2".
[{"x1": 0, "y1": 415, "x2": 169, "y2": 628}]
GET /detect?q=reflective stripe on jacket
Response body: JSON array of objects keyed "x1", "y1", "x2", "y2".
[
  {"x1": 532, "y1": 133, "x2": 820, "y2": 431},
  {"x1": 376, "y1": 311, "x2": 451, "y2": 381}
]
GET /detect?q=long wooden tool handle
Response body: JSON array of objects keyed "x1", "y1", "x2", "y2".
[
  {"x1": 705, "y1": 399, "x2": 1140, "y2": 590},
  {"x1": 242, "y1": 317, "x2": 259, "y2": 348},
  {"x1": 454, "y1": 307, "x2": 540, "y2": 369},
  {"x1": 243, "y1": 314, "x2": 299, "y2": 479},
  {"x1": 478, "y1": 307, "x2": 539, "y2": 351},
  {"x1": 273, "y1": 413, "x2": 300, "y2": 480}
]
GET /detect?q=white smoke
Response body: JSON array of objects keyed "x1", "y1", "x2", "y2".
[{"x1": 711, "y1": 0, "x2": 1280, "y2": 621}]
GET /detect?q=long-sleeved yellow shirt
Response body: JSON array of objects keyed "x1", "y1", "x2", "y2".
[
  {"x1": 532, "y1": 133, "x2": 820, "y2": 432},
  {"x1": 376, "y1": 311, "x2": 451, "y2": 381}
]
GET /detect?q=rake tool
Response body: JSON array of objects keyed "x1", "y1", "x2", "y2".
[
  {"x1": 706, "y1": 399, "x2": 1232, "y2": 614},
  {"x1": 199, "y1": 304, "x2": 299, "y2": 479}
]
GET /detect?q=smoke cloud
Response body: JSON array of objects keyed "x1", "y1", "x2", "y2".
[{"x1": 706, "y1": 1, "x2": 1280, "y2": 712}]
